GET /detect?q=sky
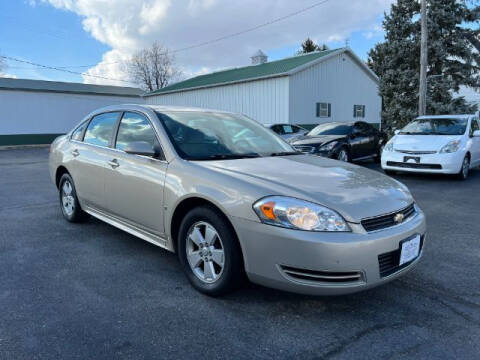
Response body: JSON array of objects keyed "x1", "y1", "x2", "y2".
[{"x1": 0, "y1": 0, "x2": 392, "y2": 86}]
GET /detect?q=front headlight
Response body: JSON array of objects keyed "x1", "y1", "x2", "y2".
[
  {"x1": 253, "y1": 196, "x2": 350, "y2": 232},
  {"x1": 440, "y1": 140, "x2": 460, "y2": 153},
  {"x1": 384, "y1": 142, "x2": 394, "y2": 152},
  {"x1": 319, "y1": 141, "x2": 337, "y2": 151}
]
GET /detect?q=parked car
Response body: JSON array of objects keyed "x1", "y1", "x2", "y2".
[
  {"x1": 382, "y1": 115, "x2": 480, "y2": 180},
  {"x1": 268, "y1": 123, "x2": 307, "y2": 141},
  {"x1": 49, "y1": 105, "x2": 426, "y2": 296},
  {"x1": 290, "y1": 121, "x2": 387, "y2": 162}
]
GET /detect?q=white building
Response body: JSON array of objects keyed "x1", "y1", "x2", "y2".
[
  {"x1": 145, "y1": 48, "x2": 381, "y2": 128},
  {"x1": 0, "y1": 78, "x2": 143, "y2": 146}
]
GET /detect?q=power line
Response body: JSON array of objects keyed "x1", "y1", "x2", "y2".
[
  {"x1": 0, "y1": 55, "x2": 134, "y2": 84},
  {"x1": 16, "y1": 0, "x2": 333, "y2": 70}
]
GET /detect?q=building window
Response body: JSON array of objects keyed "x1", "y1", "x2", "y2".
[
  {"x1": 354, "y1": 105, "x2": 366, "y2": 118},
  {"x1": 316, "y1": 102, "x2": 331, "y2": 117}
]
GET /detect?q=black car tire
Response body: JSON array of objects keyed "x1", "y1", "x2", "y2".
[
  {"x1": 456, "y1": 155, "x2": 470, "y2": 180},
  {"x1": 177, "y1": 206, "x2": 245, "y2": 296},
  {"x1": 58, "y1": 173, "x2": 89, "y2": 223}
]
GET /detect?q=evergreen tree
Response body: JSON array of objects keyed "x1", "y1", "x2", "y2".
[
  {"x1": 368, "y1": 0, "x2": 480, "y2": 132},
  {"x1": 297, "y1": 38, "x2": 328, "y2": 54}
]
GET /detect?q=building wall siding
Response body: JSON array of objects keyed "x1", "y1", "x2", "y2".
[
  {"x1": 0, "y1": 90, "x2": 143, "y2": 141},
  {"x1": 146, "y1": 76, "x2": 290, "y2": 125},
  {"x1": 288, "y1": 53, "x2": 381, "y2": 126}
]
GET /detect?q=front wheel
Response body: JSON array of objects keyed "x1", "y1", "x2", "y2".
[
  {"x1": 457, "y1": 155, "x2": 470, "y2": 180},
  {"x1": 59, "y1": 173, "x2": 89, "y2": 222},
  {"x1": 337, "y1": 148, "x2": 350, "y2": 162},
  {"x1": 177, "y1": 206, "x2": 244, "y2": 296}
]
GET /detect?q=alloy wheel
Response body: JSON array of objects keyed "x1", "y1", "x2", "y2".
[
  {"x1": 61, "y1": 180, "x2": 75, "y2": 216},
  {"x1": 186, "y1": 221, "x2": 225, "y2": 284},
  {"x1": 338, "y1": 149, "x2": 348, "y2": 162}
]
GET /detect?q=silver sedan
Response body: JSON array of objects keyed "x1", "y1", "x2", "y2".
[{"x1": 49, "y1": 105, "x2": 426, "y2": 296}]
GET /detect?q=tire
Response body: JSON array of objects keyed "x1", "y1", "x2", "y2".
[
  {"x1": 457, "y1": 155, "x2": 470, "y2": 180},
  {"x1": 337, "y1": 147, "x2": 350, "y2": 162},
  {"x1": 58, "y1": 173, "x2": 89, "y2": 223},
  {"x1": 375, "y1": 144, "x2": 384, "y2": 163},
  {"x1": 177, "y1": 206, "x2": 244, "y2": 296}
]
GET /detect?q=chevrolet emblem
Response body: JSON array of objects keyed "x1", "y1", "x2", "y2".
[{"x1": 394, "y1": 213, "x2": 405, "y2": 224}]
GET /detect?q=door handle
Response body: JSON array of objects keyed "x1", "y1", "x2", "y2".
[
  {"x1": 108, "y1": 159, "x2": 120, "y2": 168},
  {"x1": 71, "y1": 149, "x2": 79, "y2": 157}
]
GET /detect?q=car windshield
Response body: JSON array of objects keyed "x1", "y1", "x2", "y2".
[
  {"x1": 399, "y1": 118, "x2": 467, "y2": 135},
  {"x1": 156, "y1": 111, "x2": 295, "y2": 160},
  {"x1": 308, "y1": 123, "x2": 352, "y2": 136}
]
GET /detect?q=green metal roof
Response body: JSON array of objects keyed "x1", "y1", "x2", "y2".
[
  {"x1": 0, "y1": 78, "x2": 143, "y2": 97},
  {"x1": 148, "y1": 49, "x2": 341, "y2": 95}
]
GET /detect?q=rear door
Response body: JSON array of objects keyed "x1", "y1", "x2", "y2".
[
  {"x1": 69, "y1": 112, "x2": 121, "y2": 211},
  {"x1": 104, "y1": 111, "x2": 168, "y2": 237}
]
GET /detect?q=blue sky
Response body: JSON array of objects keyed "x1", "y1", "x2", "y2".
[{"x1": 0, "y1": 0, "x2": 389, "y2": 85}]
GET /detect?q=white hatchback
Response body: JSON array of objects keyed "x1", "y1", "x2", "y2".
[{"x1": 382, "y1": 115, "x2": 480, "y2": 180}]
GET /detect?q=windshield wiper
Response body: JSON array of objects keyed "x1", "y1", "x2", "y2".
[
  {"x1": 268, "y1": 151, "x2": 303, "y2": 157},
  {"x1": 189, "y1": 153, "x2": 261, "y2": 161}
]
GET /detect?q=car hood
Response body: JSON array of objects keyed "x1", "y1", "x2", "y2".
[
  {"x1": 290, "y1": 135, "x2": 346, "y2": 146},
  {"x1": 197, "y1": 155, "x2": 413, "y2": 223},
  {"x1": 392, "y1": 134, "x2": 461, "y2": 152}
]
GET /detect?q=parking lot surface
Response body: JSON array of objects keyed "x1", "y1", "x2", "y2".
[{"x1": 1, "y1": 147, "x2": 479, "y2": 360}]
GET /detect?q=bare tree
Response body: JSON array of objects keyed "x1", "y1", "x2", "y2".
[{"x1": 128, "y1": 42, "x2": 181, "y2": 92}]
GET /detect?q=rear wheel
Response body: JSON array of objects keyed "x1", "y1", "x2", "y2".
[
  {"x1": 337, "y1": 148, "x2": 350, "y2": 162},
  {"x1": 177, "y1": 206, "x2": 244, "y2": 296},
  {"x1": 59, "y1": 173, "x2": 89, "y2": 222},
  {"x1": 457, "y1": 155, "x2": 470, "y2": 180}
]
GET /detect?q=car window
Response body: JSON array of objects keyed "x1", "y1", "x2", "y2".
[
  {"x1": 71, "y1": 121, "x2": 87, "y2": 141},
  {"x1": 157, "y1": 111, "x2": 293, "y2": 160},
  {"x1": 292, "y1": 125, "x2": 303, "y2": 133},
  {"x1": 470, "y1": 119, "x2": 479, "y2": 135},
  {"x1": 84, "y1": 112, "x2": 120, "y2": 147},
  {"x1": 271, "y1": 125, "x2": 283, "y2": 134},
  {"x1": 308, "y1": 123, "x2": 352, "y2": 136},
  {"x1": 282, "y1": 125, "x2": 294, "y2": 134},
  {"x1": 400, "y1": 118, "x2": 467, "y2": 135},
  {"x1": 353, "y1": 122, "x2": 369, "y2": 135},
  {"x1": 115, "y1": 112, "x2": 159, "y2": 151}
]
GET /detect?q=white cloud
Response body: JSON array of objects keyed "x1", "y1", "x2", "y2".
[
  {"x1": 0, "y1": 72, "x2": 18, "y2": 78},
  {"x1": 37, "y1": 0, "x2": 394, "y2": 86}
]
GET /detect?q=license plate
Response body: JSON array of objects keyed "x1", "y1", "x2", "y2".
[
  {"x1": 404, "y1": 156, "x2": 420, "y2": 163},
  {"x1": 399, "y1": 235, "x2": 421, "y2": 265}
]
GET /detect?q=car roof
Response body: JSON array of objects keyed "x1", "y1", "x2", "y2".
[
  {"x1": 417, "y1": 114, "x2": 472, "y2": 119},
  {"x1": 88, "y1": 104, "x2": 237, "y2": 115}
]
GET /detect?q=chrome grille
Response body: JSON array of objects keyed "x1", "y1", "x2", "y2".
[
  {"x1": 293, "y1": 145, "x2": 315, "y2": 153},
  {"x1": 280, "y1": 265, "x2": 363, "y2": 284},
  {"x1": 361, "y1": 203, "x2": 416, "y2": 232},
  {"x1": 395, "y1": 149, "x2": 437, "y2": 155}
]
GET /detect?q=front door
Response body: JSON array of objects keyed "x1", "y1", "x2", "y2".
[
  {"x1": 104, "y1": 111, "x2": 167, "y2": 237},
  {"x1": 469, "y1": 118, "x2": 480, "y2": 166},
  {"x1": 350, "y1": 123, "x2": 372, "y2": 159},
  {"x1": 69, "y1": 112, "x2": 121, "y2": 211}
]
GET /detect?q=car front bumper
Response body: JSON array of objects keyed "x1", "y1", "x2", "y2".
[
  {"x1": 232, "y1": 210, "x2": 426, "y2": 295},
  {"x1": 381, "y1": 150, "x2": 465, "y2": 174}
]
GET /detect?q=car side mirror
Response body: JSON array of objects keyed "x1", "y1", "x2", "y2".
[
  {"x1": 473, "y1": 130, "x2": 480, "y2": 137},
  {"x1": 124, "y1": 141, "x2": 159, "y2": 158},
  {"x1": 394, "y1": 129, "x2": 400, "y2": 135}
]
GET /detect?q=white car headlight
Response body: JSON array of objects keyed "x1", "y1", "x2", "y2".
[
  {"x1": 253, "y1": 196, "x2": 350, "y2": 232},
  {"x1": 384, "y1": 142, "x2": 394, "y2": 152},
  {"x1": 319, "y1": 141, "x2": 337, "y2": 151},
  {"x1": 440, "y1": 140, "x2": 460, "y2": 153}
]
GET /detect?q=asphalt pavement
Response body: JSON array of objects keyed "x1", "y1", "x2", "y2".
[{"x1": 1, "y1": 147, "x2": 479, "y2": 359}]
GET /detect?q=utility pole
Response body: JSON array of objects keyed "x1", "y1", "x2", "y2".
[{"x1": 418, "y1": 0, "x2": 428, "y2": 116}]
